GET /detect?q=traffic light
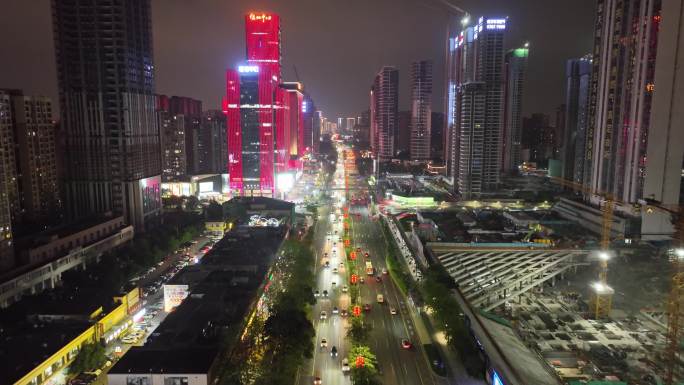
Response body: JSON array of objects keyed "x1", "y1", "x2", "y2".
[
  {"x1": 353, "y1": 305, "x2": 361, "y2": 317},
  {"x1": 351, "y1": 274, "x2": 358, "y2": 284},
  {"x1": 355, "y1": 355, "x2": 365, "y2": 368}
]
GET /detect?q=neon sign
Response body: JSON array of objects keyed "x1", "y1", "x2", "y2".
[
  {"x1": 249, "y1": 13, "x2": 272, "y2": 22},
  {"x1": 238, "y1": 65, "x2": 259, "y2": 73}
]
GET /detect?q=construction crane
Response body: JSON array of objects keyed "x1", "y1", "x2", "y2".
[
  {"x1": 549, "y1": 176, "x2": 615, "y2": 318},
  {"x1": 641, "y1": 200, "x2": 684, "y2": 385}
]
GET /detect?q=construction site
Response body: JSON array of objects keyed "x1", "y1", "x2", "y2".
[{"x1": 398, "y1": 180, "x2": 684, "y2": 385}]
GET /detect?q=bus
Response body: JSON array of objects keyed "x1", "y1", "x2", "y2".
[{"x1": 365, "y1": 261, "x2": 374, "y2": 276}]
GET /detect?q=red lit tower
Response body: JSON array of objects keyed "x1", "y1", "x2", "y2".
[{"x1": 225, "y1": 12, "x2": 282, "y2": 196}]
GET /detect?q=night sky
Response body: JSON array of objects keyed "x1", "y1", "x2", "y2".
[{"x1": 0, "y1": 0, "x2": 595, "y2": 120}]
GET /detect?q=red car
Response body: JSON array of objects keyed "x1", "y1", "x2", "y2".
[
  {"x1": 363, "y1": 304, "x2": 371, "y2": 312},
  {"x1": 401, "y1": 339, "x2": 413, "y2": 349}
]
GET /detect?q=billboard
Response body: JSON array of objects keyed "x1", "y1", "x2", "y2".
[{"x1": 163, "y1": 284, "x2": 189, "y2": 312}]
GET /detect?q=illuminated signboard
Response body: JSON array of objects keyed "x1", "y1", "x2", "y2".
[
  {"x1": 163, "y1": 284, "x2": 189, "y2": 312},
  {"x1": 249, "y1": 13, "x2": 272, "y2": 22},
  {"x1": 486, "y1": 18, "x2": 507, "y2": 30},
  {"x1": 238, "y1": 65, "x2": 259, "y2": 73},
  {"x1": 199, "y1": 181, "x2": 214, "y2": 193}
]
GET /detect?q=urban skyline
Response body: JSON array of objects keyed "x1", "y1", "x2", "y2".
[{"x1": 1, "y1": 2, "x2": 684, "y2": 385}]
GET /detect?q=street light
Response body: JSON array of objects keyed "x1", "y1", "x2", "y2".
[
  {"x1": 597, "y1": 251, "x2": 611, "y2": 261},
  {"x1": 675, "y1": 248, "x2": 684, "y2": 259}
]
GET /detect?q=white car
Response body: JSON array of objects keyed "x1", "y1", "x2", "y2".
[
  {"x1": 332, "y1": 267, "x2": 338, "y2": 274},
  {"x1": 390, "y1": 307, "x2": 397, "y2": 315},
  {"x1": 342, "y1": 358, "x2": 350, "y2": 372},
  {"x1": 320, "y1": 338, "x2": 328, "y2": 348},
  {"x1": 342, "y1": 285, "x2": 348, "y2": 293},
  {"x1": 320, "y1": 311, "x2": 327, "y2": 320}
]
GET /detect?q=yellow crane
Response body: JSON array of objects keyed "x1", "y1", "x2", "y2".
[{"x1": 549, "y1": 176, "x2": 615, "y2": 318}]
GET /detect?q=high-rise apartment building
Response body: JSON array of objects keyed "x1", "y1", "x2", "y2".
[
  {"x1": 586, "y1": 0, "x2": 661, "y2": 203},
  {"x1": 157, "y1": 96, "x2": 187, "y2": 181},
  {"x1": 562, "y1": 56, "x2": 592, "y2": 184},
  {"x1": 522, "y1": 113, "x2": 555, "y2": 167},
  {"x1": 502, "y1": 46, "x2": 528, "y2": 172},
  {"x1": 198, "y1": 110, "x2": 227, "y2": 174},
  {"x1": 410, "y1": 60, "x2": 433, "y2": 161},
  {"x1": 370, "y1": 66, "x2": 399, "y2": 161},
  {"x1": 5, "y1": 90, "x2": 60, "y2": 222},
  {"x1": 168, "y1": 96, "x2": 202, "y2": 175},
  {"x1": 397, "y1": 111, "x2": 411, "y2": 154},
  {"x1": 446, "y1": 17, "x2": 507, "y2": 198},
  {"x1": 641, "y1": 0, "x2": 684, "y2": 238},
  {"x1": 52, "y1": 0, "x2": 161, "y2": 231},
  {"x1": 0, "y1": 92, "x2": 18, "y2": 220},
  {"x1": 0, "y1": 93, "x2": 15, "y2": 270},
  {"x1": 313, "y1": 110, "x2": 322, "y2": 153}
]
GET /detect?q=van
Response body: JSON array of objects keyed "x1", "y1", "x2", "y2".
[{"x1": 377, "y1": 294, "x2": 384, "y2": 303}]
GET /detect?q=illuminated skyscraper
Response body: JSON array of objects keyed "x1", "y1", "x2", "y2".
[
  {"x1": 52, "y1": 0, "x2": 161, "y2": 230},
  {"x1": 446, "y1": 17, "x2": 507, "y2": 198},
  {"x1": 226, "y1": 13, "x2": 281, "y2": 196},
  {"x1": 410, "y1": 60, "x2": 433, "y2": 161},
  {"x1": 245, "y1": 12, "x2": 281, "y2": 79}
]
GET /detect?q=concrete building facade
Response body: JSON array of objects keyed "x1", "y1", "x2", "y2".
[
  {"x1": 447, "y1": 17, "x2": 507, "y2": 198},
  {"x1": 562, "y1": 56, "x2": 593, "y2": 184},
  {"x1": 371, "y1": 66, "x2": 399, "y2": 161},
  {"x1": 502, "y1": 46, "x2": 528, "y2": 172},
  {"x1": 52, "y1": 0, "x2": 162, "y2": 231}
]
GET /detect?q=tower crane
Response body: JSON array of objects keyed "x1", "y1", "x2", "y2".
[{"x1": 549, "y1": 176, "x2": 616, "y2": 318}]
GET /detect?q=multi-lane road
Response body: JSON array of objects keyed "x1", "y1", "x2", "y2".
[{"x1": 298, "y1": 145, "x2": 441, "y2": 385}]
